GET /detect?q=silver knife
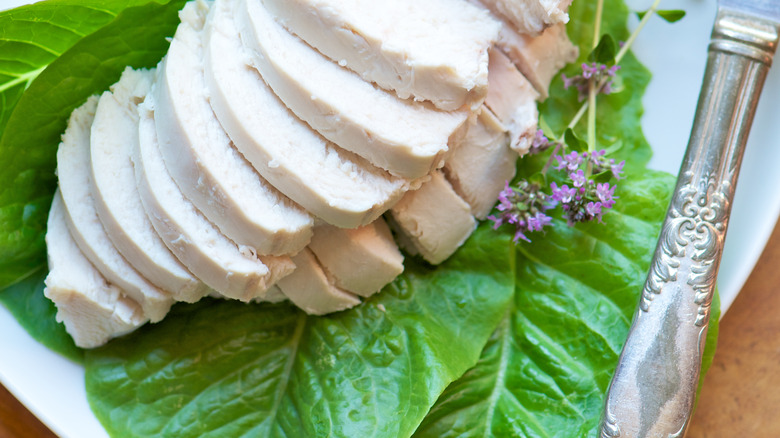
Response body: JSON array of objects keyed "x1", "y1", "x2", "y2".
[{"x1": 600, "y1": 1, "x2": 780, "y2": 437}]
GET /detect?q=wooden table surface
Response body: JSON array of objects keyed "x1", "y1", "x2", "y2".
[{"x1": 2, "y1": 222, "x2": 780, "y2": 438}]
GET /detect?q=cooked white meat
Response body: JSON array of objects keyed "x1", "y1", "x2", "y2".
[
  {"x1": 444, "y1": 108, "x2": 517, "y2": 219},
  {"x1": 45, "y1": 191, "x2": 147, "y2": 348},
  {"x1": 236, "y1": 0, "x2": 468, "y2": 179},
  {"x1": 494, "y1": 22, "x2": 578, "y2": 98},
  {"x1": 261, "y1": 285, "x2": 287, "y2": 304},
  {"x1": 261, "y1": 0, "x2": 500, "y2": 111},
  {"x1": 478, "y1": 0, "x2": 571, "y2": 35},
  {"x1": 308, "y1": 219, "x2": 404, "y2": 297},
  {"x1": 155, "y1": 1, "x2": 313, "y2": 256},
  {"x1": 204, "y1": 0, "x2": 409, "y2": 228},
  {"x1": 276, "y1": 248, "x2": 361, "y2": 315},
  {"x1": 389, "y1": 171, "x2": 477, "y2": 265},
  {"x1": 90, "y1": 68, "x2": 207, "y2": 303},
  {"x1": 57, "y1": 97, "x2": 173, "y2": 322},
  {"x1": 134, "y1": 96, "x2": 294, "y2": 302},
  {"x1": 485, "y1": 49, "x2": 539, "y2": 154}
]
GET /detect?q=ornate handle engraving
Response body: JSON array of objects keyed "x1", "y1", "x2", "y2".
[{"x1": 600, "y1": 9, "x2": 779, "y2": 438}]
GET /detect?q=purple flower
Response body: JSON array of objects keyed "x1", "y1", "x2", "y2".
[
  {"x1": 551, "y1": 182, "x2": 576, "y2": 203},
  {"x1": 554, "y1": 151, "x2": 583, "y2": 171},
  {"x1": 586, "y1": 201, "x2": 603, "y2": 219},
  {"x1": 562, "y1": 63, "x2": 622, "y2": 101},
  {"x1": 611, "y1": 160, "x2": 625, "y2": 180},
  {"x1": 595, "y1": 182, "x2": 612, "y2": 200},
  {"x1": 588, "y1": 149, "x2": 625, "y2": 180},
  {"x1": 527, "y1": 212, "x2": 553, "y2": 232},
  {"x1": 570, "y1": 169, "x2": 586, "y2": 187},
  {"x1": 489, "y1": 179, "x2": 554, "y2": 243},
  {"x1": 529, "y1": 130, "x2": 553, "y2": 155},
  {"x1": 513, "y1": 229, "x2": 531, "y2": 243},
  {"x1": 595, "y1": 182, "x2": 617, "y2": 208},
  {"x1": 549, "y1": 173, "x2": 619, "y2": 226},
  {"x1": 488, "y1": 214, "x2": 503, "y2": 229}
]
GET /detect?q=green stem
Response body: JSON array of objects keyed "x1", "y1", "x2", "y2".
[
  {"x1": 585, "y1": 0, "x2": 604, "y2": 176},
  {"x1": 593, "y1": 0, "x2": 604, "y2": 50},
  {"x1": 616, "y1": 0, "x2": 662, "y2": 63},
  {"x1": 560, "y1": 0, "x2": 663, "y2": 141},
  {"x1": 567, "y1": 102, "x2": 589, "y2": 131}
]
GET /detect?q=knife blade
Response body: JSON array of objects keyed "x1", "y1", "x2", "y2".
[{"x1": 599, "y1": 2, "x2": 780, "y2": 437}]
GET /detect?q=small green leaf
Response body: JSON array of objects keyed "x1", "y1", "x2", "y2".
[
  {"x1": 603, "y1": 139, "x2": 624, "y2": 155},
  {"x1": 588, "y1": 34, "x2": 618, "y2": 64},
  {"x1": 527, "y1": 171, "x2": 547, "y2": 187},
  {"x1": 637, "y1": 9, "x2": 686, "y2": 23},
  {"x1": 565, "y1": 128, "x2": 588, "y2": 152},
  {"x1": 593, "y1": 169, "x2": 614, "y2": 183},
  {"x1": 538, "y1": 116, "x2": 555, "y2": 140}
]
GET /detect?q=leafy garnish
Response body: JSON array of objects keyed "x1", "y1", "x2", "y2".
[
  {"x1": 85, "y1": 226, "x2": 515, "y2": 438},
  {"x1": 588, "y1": 34, "x2": 618, "y2": 65},
  {"x1": 637, "y1": 9, "x2": 686, "y2": 23}
]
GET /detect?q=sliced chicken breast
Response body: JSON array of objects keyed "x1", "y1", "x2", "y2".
[
  {"x1": 494, "y1": 22, "x2": 578, "y2": 98},
  {"x1": 485, "y1": 49, "x2": 539, "y2": 154},
  {"x1": 260, "y1": 0, "x2": 500, "y2": 111},
  {"x1": 276, "y1": 248, "x2": 361, "y2": 315},
  {"x1": 155, "y1": 0, "x2": 312, "y2": 256},
  {"x1": 57, "y1": 97, "x2": 173, "y2": 322},
  {"x1": 90, "y1": 67, "x2": 207, "y2": 303},
  {"x1": 308, "y1": 219, "x2": 404, "y2": 297},
  {"x1": 134, "y1": 96, "x2": 294, "y2": 302},
  {"x1": 444, "y1": 108, "x2": 518, "y2": 219},
  {"x1": 478, "y1": 0, "x2": 571, "y2": 35},
  {"x1": 204, "y1": 0, "x2": 409, "y2": 228},
  {"x1": 389, "y1": 171, "x2": 477, "y2": 265},
  {"x1": 236, "y1": 0, "x2": 468, "y2": 179},
  {"x1": 45, "y1": 191, "x2": 147, "y2": 348}
]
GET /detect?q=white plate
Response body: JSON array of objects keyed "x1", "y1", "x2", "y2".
[{"x1": 1, "y1": 1, "x2": 778, "y2": 437}]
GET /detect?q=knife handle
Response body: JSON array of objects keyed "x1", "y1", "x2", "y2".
[{"x1": 599, "y1": 9, "x2": 779, "y2": 438}]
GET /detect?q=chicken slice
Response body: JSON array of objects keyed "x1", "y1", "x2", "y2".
[
  {"x1": 155, "y1": 0, "x2": 312, "y2": 256},
  {"x1": 236, "y1": 0, "x2": 468, "y2": 179},
  {"x1": 90, "y1": 67, "x2": 208, "y2": 303},
  {"x1": 57, "y1": 96, "x2": 173, "y2": 322},
  {"x1": 478, "y1": 0, "x2": 572, "y2": 35},
  {"x1": 494, "y1": 21, "x2": 578, "y2": 98},
  {"x1": 308, "y1": 219, "x2": 404, "y2": 297},
  {"x1": 485, "y1": 49, "x2": 540, "y2": 154},
  {"x1": 134, "y1": 96, "x2": 294, "y2": 302},
  {"x1": 44, "y1": 191, "x2": 147, "y2": 348},
  {"x1": 389, "y1": 171, "x2": 477, "y2": 265},
  {"x1": 444, "y1": 108, "x2": 518, "y2": 219},
  {"x1": 204, "y1": 0, "x2": 409, "y2": 228},
  {"x1": 276, "y1": 248, "x2": 361, "y2": 315},
  {"x1": 260, "y1": 0, "x2": 500, "y2": 111},
  {"x1": 260, "y1": 285, "x2": 288, "y2": 304}
]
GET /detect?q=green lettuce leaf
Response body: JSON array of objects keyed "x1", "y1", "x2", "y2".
[
  {"x1": 84, "y1": 226, "x2": 515, "y2": 438},
  {"x1": 0, "y1": 0, "x2": 186, "y2": 290}
]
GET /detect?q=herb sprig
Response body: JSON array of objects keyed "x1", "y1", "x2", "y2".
[{"x1": 490, "y1": 0, "x2": 685, "y2": 242}]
